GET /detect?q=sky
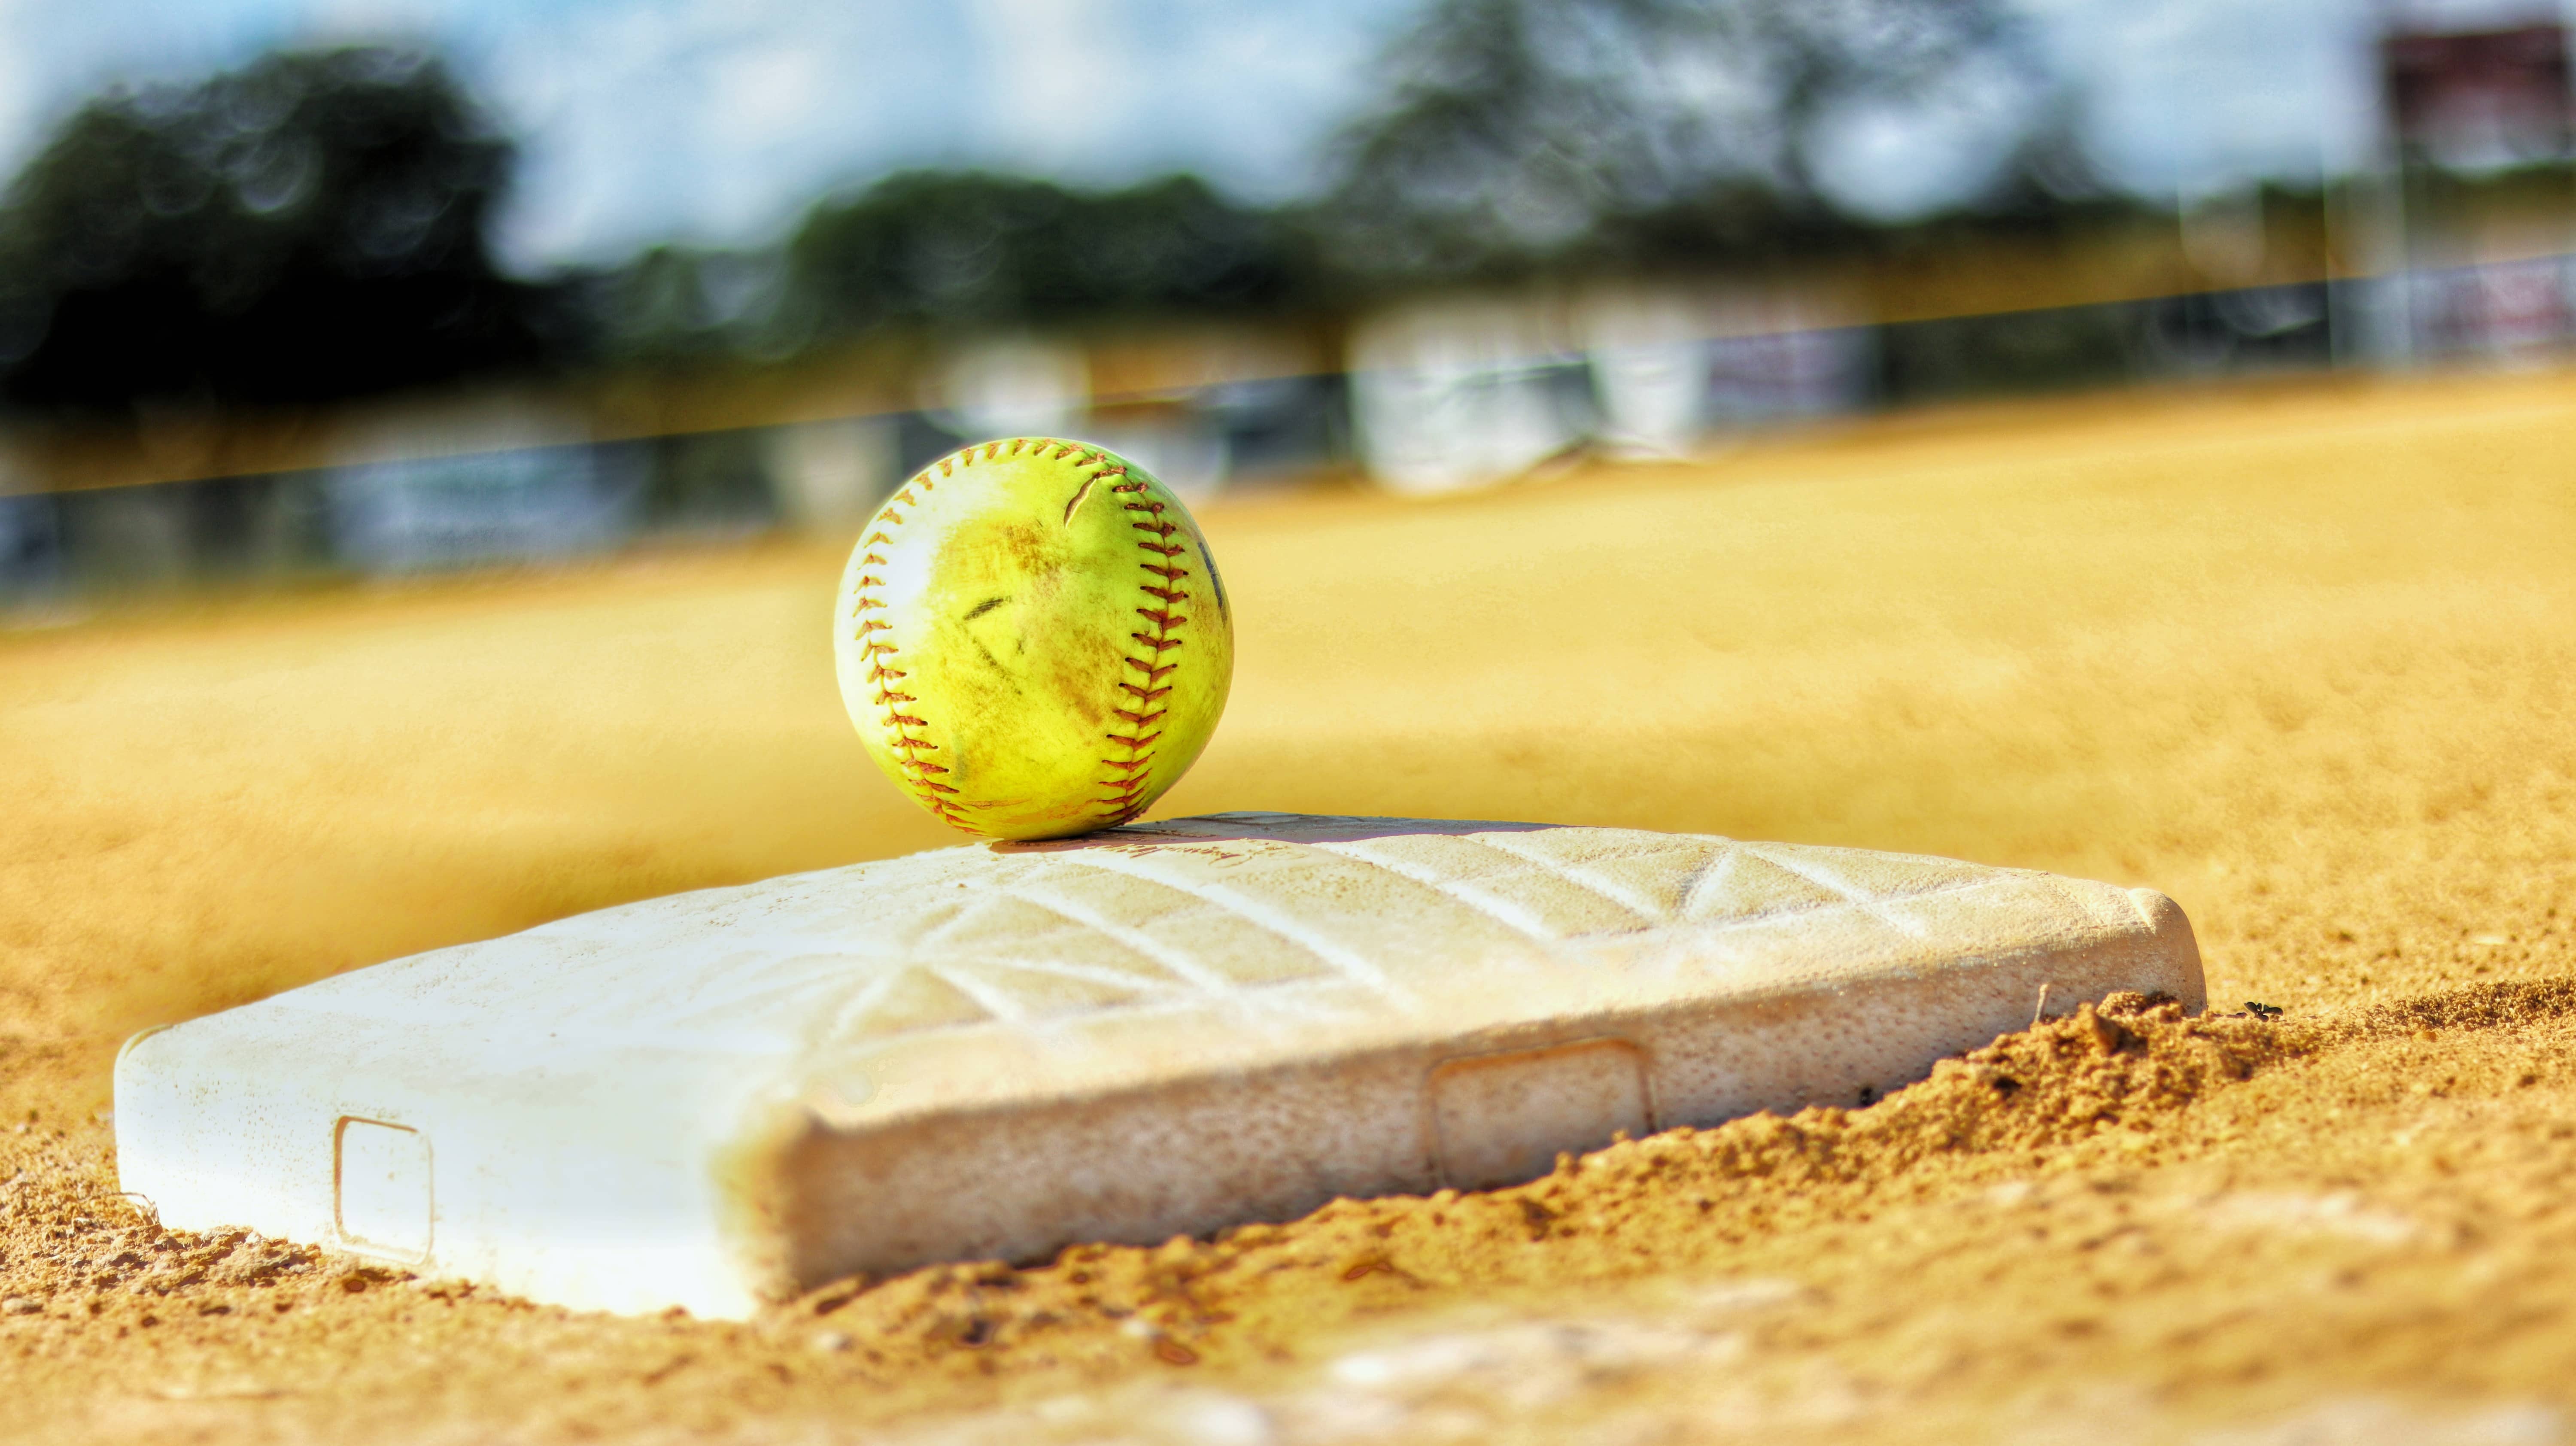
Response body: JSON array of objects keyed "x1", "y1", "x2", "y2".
[{"x1": 0, "y1": 0, "x2": 2562, "y2": 272}]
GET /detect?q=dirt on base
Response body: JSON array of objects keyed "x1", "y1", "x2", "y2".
[{"x1": 3, "y1": 368, "x2": 2575, "y2": 1443}]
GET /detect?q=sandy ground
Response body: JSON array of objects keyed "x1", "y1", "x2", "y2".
[{"x1": 3, "y1": 368, "x2": 2574, "y2": 1443}]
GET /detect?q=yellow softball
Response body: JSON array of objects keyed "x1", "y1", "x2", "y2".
[{"x1": 832, "y1": 437, "x2": 1234, "y2": 841}]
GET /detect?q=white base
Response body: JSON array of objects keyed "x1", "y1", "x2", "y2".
[{"x1": 116, "y1": 814, "x2": 2202, "y2": 1318}]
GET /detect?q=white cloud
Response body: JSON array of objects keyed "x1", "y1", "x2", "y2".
[
  {"x1": 963, "y1": 0, "x2": 1129, "y2": 170},
  {"x1": 468, "y1": 0, "x2": 1388, "y2": 267},
  {"x1": 0, "y1": 0, "x2": 273, "y2": 177},
  {"x1": 1808, "y1": 52, "x2": 2047, "y2": 220},
  {"x1": 2018, "y1": 0, "x2": 2383, "y2": 196},
  {"x1": 1125, "y1": 0, "x2": 1408, "y2": 195},
  {"x1": 0, "y1": 0, "x2": 39, "y2": 179},
  {"x1": 467, "y1": 0, "x2": 938, "y2": 264}
]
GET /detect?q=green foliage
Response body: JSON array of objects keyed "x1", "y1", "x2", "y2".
[
  {"x1": 1313, "y1": 0, "x2": 2040, "y2": 285},
  {"x1": 588, "y1": 245, "x2": 789, "y2": 363},
  {"x1": 776, "y1": 171, "x2": 1319, "y2": 343},
  {"x1": 0, "y1": 46, "x2": 568, "y2": 415}
]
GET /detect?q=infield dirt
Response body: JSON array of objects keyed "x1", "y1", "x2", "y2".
[{"x1": 2, "y1": 367, "x2": 2573, "y2": 1443}]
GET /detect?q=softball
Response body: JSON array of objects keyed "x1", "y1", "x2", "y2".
[{"x1": 833, "y1": 437, "x2": 1233, "y2": 841}]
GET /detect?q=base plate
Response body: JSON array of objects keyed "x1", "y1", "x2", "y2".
[{"x1": 116, "y1": 814, "x2": 2202, "y2": 1318}]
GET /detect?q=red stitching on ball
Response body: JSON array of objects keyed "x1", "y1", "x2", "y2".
[
  {"x1": 1092, "y1": 474, "x2": 1204, "y2": 827},
  {"x1": 854, "y1": 439, "x2": 1156, "y2": 833},
  {"x1": 854, "y1": 439, "x2": 1203, "y2": 834},
  {"x1": 850, "y1": 458, "x2": 970, "y2": 826}
]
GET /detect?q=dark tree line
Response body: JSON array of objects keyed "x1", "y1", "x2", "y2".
[
  {"x1": 1307, "y1": 0, "x2": 2054, "y2": 283},
  {"x1": 789, "y1": 172, "x2": 1315, "y2": 331},
  {"x1": 0, "y1": 48, "x2": 567, "y2": 415},
  {"x1": 597, "y1": 172, "x2": 1322, "y2": 362},
  {"x1": 0, "y1": 0, "x2": 2107, "y2": 417}
]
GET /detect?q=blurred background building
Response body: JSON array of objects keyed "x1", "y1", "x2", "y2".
[{"x1": 1, "y1": 0, "x2": 2572, "y2": 601}]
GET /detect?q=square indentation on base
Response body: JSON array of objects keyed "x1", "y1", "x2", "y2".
[{"x1": 335, "y1": 1117, "x2": 431, "y2": 1262}]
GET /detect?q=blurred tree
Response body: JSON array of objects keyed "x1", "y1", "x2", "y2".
[
  {"x1": 773, "y1": 171, "x2": 1317, "y2": 346},
  {"x1": 1316, "y1": 0, "x2": 2045, "y2": 283},
  {"x1": 586, "y1": 244, "x2": 790, "y2": 364},
  {"x1": 0, "y1": 47, "x2": 568, "y2": 415}
]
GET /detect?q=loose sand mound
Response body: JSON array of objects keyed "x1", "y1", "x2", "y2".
[{"x1": 3, "y1": 369, "x2": 2574, "y2": 1441}]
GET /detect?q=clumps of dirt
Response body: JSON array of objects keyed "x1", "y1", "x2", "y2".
[
  {"x1": 0, "y1": 989, "x2": 2392, "y2": 1416},
  {"x1": 781, "y1": 993, "x2": 2313, "y2": 1379},
  {"x1": 0, "y1": 1207, "x2": 336, "y2": 1321},
  {"x1": 1829, "y1": 990, "x2": 2312, "y2": 1167},
  {"x1": 0, "y1": 984, "x2": 2546, "y2": 1438},
  {"x1": 0, "y1": 1100, "x2": 361, "y2": 1327},
  {"x1": 2349, "y1": 978, "x2": 2576, "y2": 1039}
]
